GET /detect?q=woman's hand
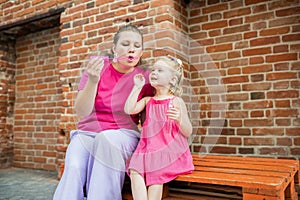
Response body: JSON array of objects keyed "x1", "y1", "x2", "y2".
[
  {"x1": 134, "y1": 74, "x2": 145, "y2": 89},
  {"x1": 86, "y1": 56, "x2": 104, "y2": 83}
]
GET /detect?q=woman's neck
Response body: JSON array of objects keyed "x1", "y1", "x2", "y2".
[{"x1": 112, "y1": 62, "x2": 134, "y2": 74}]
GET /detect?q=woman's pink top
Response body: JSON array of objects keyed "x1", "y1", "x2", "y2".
[{"x1": 77, "y1": 60, "x2": 154, "y2": 133}]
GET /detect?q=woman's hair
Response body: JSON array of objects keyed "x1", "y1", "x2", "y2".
[
  {"x1": 158, "y1": 55, "x2": 184, "y2": 96},
  {"x1": 113, "y1": 24, "x2": 143, "y2": 47}
]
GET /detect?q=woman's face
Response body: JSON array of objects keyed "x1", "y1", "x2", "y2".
[{"x1": 113, "y1": 31, "x2": 143, "y2": 68}]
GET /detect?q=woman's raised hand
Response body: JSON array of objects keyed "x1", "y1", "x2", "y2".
[
  {"x1": 86, "y1": 56, "x2": 105, "y2": 83},
  {"x1": 134, "y1": 73, "x2": 145, "y2": 89}
]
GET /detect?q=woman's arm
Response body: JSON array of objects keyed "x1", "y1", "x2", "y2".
[
  {"x1": 75, "y1": 79, "x2": 98, "y2": 119},
  {"x1": 75, "y1": 57, "x2": 104, "y2": 119},
  {"x1": 168, "y1": 97, "x2": 193, "y2": 138}
]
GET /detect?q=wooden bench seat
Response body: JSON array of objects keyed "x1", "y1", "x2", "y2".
[
  {"x1": 60, "y1": 154, "x2": 299, "y2": 199},
  {"x1": 169, "y1": 154, "x2": 300, "y2": 200}
]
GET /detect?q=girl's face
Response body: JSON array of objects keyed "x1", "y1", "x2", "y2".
[
  {"x1": 113, "y1": 31, "x2": 143, "y2": 67},
  {"x1": 150, "y1": 60, "x2": 174, "y2": 89}
]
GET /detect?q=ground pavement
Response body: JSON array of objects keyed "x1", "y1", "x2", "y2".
[
  {"x1": 0, "y1": 167, "x2": 58, "y2": 200},
  {"x1": 0, "y1": 167, "x2": 299, "y2": 200}
]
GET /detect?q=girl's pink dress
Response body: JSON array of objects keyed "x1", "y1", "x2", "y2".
[{"x1": 127, "y1": 97, "x2": 194, "y2": 186}]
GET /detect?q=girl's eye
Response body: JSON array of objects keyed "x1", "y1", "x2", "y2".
[{"x1": 135, "y1": 44, "x2": 141, "y2": 48}]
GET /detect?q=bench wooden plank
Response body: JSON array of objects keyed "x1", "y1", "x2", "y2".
[
  {"x1": 173, "y1": 154, "x2": 299, "y2": 200},
  {"x1": 194, "y1": 166, "x2": 290, "y2": 180},
  {"x1": 176, "y1": 171, "x2": 284, "y2": 189}
]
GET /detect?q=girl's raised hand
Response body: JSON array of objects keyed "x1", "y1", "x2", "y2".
[
  {"x1": 86, "y1": 56, "x2": 105, "y2": 83},
  {"x1": 134, "y1": 73, "x2": 145, "y2": 89}
]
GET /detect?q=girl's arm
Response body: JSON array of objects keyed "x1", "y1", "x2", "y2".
[
  {"x1": 168, "y1": 97, "x2": 193, "y2": 137},
  {"x1": 124, "y1": 74, "x2": 150, "y2": 115}
]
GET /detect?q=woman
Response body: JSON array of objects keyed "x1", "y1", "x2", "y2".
[{"x1": 53, "y1": 25, "x2": 154, "y2": 200}]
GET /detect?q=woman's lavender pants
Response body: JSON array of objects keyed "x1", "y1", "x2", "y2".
[{"x1": 53, "y1": 129, "x2": 140, "y2": 200}]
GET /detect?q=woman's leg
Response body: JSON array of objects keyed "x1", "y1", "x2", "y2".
[
  {"x1": 53, "y1": 133, "x2": 93, "y2": 200},
  {"x1": 130, "y1": 170, "x2": 147, "y2": 200},
  {"x1": 87, "y1": 129, "x2": 139, "y2": 200},
  {"x1": 148, "y1": 184, "x2": 163, "y2": 200}
]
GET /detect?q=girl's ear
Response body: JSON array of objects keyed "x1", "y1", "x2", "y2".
[{"x1": 170, "y1": 76, "x2": 178, "y2": 86}]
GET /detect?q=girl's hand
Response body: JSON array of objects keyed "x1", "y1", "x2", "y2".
[
  {"x1": 167, "y1": 106, "x2": 181, "y2": 124},
  {"x1": 86, "y1": 56, "x2": 104, "y2": 83},
  {"x1": 134, "y1": 74, "x2": 145, "y2": 89}
]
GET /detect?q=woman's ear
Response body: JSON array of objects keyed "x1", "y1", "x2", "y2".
[{"x1": 112, "y1": 45, "x2": 116, "y2": 54}]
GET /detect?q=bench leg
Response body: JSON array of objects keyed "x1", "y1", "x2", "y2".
[
  {"x1": 285, "y1": 179, "x2": 298, "y2": 200},
  {"x1": 243, "y1": 188, "x2": 284, "y2": 200}
]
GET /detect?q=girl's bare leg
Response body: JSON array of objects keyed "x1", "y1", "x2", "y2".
[
  {"x1": 130, "y1": 170, "x2": 147, "y2": 200},
  {"x1": 148, "y1": 184, "x2": 163, "y2": 200}
]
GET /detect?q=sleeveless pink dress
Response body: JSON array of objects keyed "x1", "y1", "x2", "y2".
[{"x1": 127, "y1": 97, "x2": 194, "y2": 186}]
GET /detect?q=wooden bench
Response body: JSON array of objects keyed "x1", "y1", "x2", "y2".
[
  {"x1": 164, "y1": 154, "x2": 300, "y2": 200},
  {"x1": 59, "y1": 154, "x2": 299, "y2": 200}
]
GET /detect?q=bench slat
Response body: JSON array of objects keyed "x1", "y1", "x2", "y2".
[
  {"x1": 194, "y1": 166, "x2": 290, "y2": 179},
  {"x1": 193, "y1": 160, "x2": 296, "y2": 174},
  {"x1": 176, "y1": 171, "x2": 284, "y2": 189},
  {"x1": 194, "y1": 154, "x2": 299, "y2": 165}
]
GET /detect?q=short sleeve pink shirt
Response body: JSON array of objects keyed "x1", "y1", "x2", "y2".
[{"x1": 77, "y1": 60, "x2": 154, "y2": 133}]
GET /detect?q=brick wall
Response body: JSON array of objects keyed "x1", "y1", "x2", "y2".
[
  {"x1": 188, "y1": 0, "x2": 300, "y2": 158},
  {"x1": 0, "y1": 33, "x2": 15, "y2": 168},
  {"x1": 0, "y1": 0, "x2": 299, "y2": 170},
  {"x1": 13, "y1": 27, "x2": 62, "y2": 170}
]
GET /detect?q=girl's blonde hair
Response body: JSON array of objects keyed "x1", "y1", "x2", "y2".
[{"x1": 157, "y1": 55, "x2": 184, "y2": 96}]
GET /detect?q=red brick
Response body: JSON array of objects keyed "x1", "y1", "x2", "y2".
[
  {"x1": 242, "y1": 82, "x2": 271, "y2": 91},
  {"x1": 206, "y1": 43, "x2": 232, "y2": 53},
  {"x1": 249, "y1": 56, "x2": 264, "y2": 64},
  {"x1": 250, "y1": 110, "x2": 263, "y2": 117},
  {"x1": 203, "y1": 4, "x2": 228, "y2": 14},
  {"x1": 242, "y1": 64, "x2": 272, "y2": 74},
  {"x1": 250, "y1": 36, "x2": 280, "y2": 47},
  {"x1": 242, "y1": 47, "x2": 271, "y2": 56},
  {"x1": 245, "y1": 0, "x2": 269, "y2": 5},
  {"x1": 266, "y1": 72, "x2": 297, "y2": 80},
  {"x1": 276, "y1": 119, "x2": 291, "y2": 126},
  {"x1": 267, "y1": 90, "x2": 299, "y2": 99},
  {"x1": 243, "y1": 100, "x2": 273, "y2": 109},
  {"x1": 269, "y1": 16, "x2": 299, "y2": 28},
  {"x1": 276, "y1": 7, "x2": 300, "y2": 17},
  {"x1": 245, "y1": 12, "x2": 274, "y2": 23},
  {"x1": 259, "y1": 148, "x2": 288, "y2": 155},
  {"x1": 282, "y1": 33, "x2": 300, "y2": 42},
  {"x1": 244, "y1": 137, "x2": 274, "y2": 145},
  {"x1": 260, "y1": 27, "x2": 290, "y2": 36},
  {"x1": 224, "y1": 8, "x2": 251, "y2": 18},
  {"x1": 202, "y1": 20, "x2": 228, "y2": 30},
  {"x1": 266, "y1": 53, "x2": 297, "y2": 63},
  {"x1": 244, "y1": 119, "x2": 273, "y2": 127}
]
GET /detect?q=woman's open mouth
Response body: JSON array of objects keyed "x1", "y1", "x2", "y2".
[{"x1": 127, "y1": 56, "x2": 136, "y2": 61}]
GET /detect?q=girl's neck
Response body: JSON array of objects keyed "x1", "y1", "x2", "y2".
[
  {"x1": 112, "y1": 62, "x2": 134, "y2": 74},
  {"x1": 154, "y1": 89, "x2": 174, "y2": 100}
]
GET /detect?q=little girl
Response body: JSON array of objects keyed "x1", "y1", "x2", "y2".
[{"x1": 124, "y1": 55, "x2": 194, "y2": 200}]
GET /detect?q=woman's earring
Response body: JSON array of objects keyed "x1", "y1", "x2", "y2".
[{"x1": 113, "y1": 53, "x2": 118, "y2": 62}]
